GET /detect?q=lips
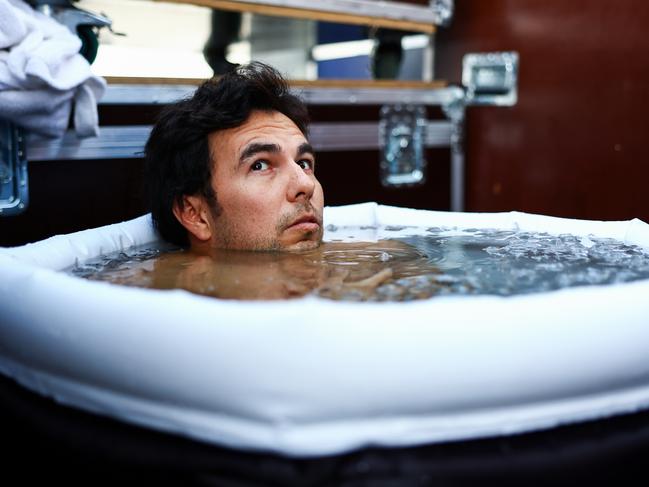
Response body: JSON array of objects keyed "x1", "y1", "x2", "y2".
[{"x1": 287, "y1": 214, "x2": 320, "y2": 231}]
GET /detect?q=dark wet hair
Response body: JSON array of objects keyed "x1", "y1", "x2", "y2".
[{"x1": 143, "y1": 62, "x2": 310, "y2": 247}]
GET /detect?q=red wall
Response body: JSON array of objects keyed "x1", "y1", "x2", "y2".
[{"x1": 436, "y1": 0, "x2": 649, "y2": 221}]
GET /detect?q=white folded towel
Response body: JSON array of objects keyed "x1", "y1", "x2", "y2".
[{"x1": 0, "y1": 0, "x2": 105, "y2": 137}]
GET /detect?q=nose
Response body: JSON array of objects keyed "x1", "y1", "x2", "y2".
[{"x1": 286, "y1": 160, "x2": 315, "y2": 202}]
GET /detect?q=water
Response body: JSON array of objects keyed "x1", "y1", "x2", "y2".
[{"x1": 67, "y1": 226, "x2": 649, "y2": 301}]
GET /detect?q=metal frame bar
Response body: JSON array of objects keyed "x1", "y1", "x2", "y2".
[
  {"x1": 26, "y1": 121, "x2": 454, "y2": 161},
  {"x1": 297, "y1": 86, "x2": 460, "y2": 106},
  {"x1": 441, "y1": 87, "x2": 466, "y2": 213},
  {"x1": 100, "y1": 84, "x2": 461, "y2": 106},
  {"x1": 100, "y1": 84, "x2": 198, "y2": 105}
]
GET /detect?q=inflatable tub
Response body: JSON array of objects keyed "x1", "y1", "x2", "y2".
[{"x1": 1, "y1": 203, "x2": 649, "y2": 458}]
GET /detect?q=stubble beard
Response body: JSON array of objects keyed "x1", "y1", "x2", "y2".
[{"x1": 213, "y1": 202, "x2": 323, "y2": 251}]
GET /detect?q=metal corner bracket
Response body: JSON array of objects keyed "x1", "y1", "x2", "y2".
[{"x1": 430, "y1": 0, "x2": 454, "y2": 27}]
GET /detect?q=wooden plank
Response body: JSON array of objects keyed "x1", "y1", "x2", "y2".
[
  {"x1": 291, "y1": 79, "x2": 447, "y2": 89},
  {"x1": 105, "y1": 76, "x2": 206, "y2": 86},
  {"x1": 156, "y1": 0, "x2": 436, "y2": 34},
  {"x1": 105, "y1": 76, "x2": 447, "y2": 90}
]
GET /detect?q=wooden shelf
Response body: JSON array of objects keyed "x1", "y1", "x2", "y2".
[
  {"x1": 105, "y1": 76, "x2": 206, "y2": 86},
  {"x1": 157, "y1": 0, "x2": 438, "y2": 34},
  {"x1": 105, "y1": 76, "x2": 446, "y2": 89}
]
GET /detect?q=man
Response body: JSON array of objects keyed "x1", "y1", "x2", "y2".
[
  {"x1": 142, "y1": 62, "x2": 437, "y2": 300},
  {"x1": 144, "y1": 62, "x2": 324, "y2": 253}
]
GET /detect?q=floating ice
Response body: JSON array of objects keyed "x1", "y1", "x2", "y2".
[{"x1": 402, "y1": 228, "x2": 649, "y2": 297}]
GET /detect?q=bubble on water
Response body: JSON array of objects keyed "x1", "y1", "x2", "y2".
[
  {"x1": 433, "y1": 274, "x2": 459, "y2": 284},
  {"x1": 375, "y1": 283, "x2": 405, "y2": 300},
  {"x1": 536, "y1": 262, "x2": 564, "y2": 272}
]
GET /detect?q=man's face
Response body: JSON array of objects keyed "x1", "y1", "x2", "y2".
[{"x1": 205, "y1": 110, "x2": 324, "y2": 251}]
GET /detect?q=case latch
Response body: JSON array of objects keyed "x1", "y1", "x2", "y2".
[
  {"x1": 379, "y1": 104, "x2": 427, "y2": 187},
  {"x1": 462, "y1": 51, "x2": 519, "y2": 106}
]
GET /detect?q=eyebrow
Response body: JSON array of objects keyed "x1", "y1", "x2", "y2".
[
  {"x1": 239, "y1": 143, "x2": 281, "y2": 164},
  {"x1": 238, "y1": 141, "x2": 315, "y2": 166},
  {"x1": 297, "y1": 142, "x2": 315, "y2": 158}
]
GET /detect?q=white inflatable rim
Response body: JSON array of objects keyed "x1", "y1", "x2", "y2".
[{"x1": 1, "y1": 202, "x2": 649, "y2": 457}]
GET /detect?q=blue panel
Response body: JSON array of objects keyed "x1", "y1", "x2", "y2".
[
  {"x1": 317, "y1": 21, "x2": 367, "y2": 44},
  {"x1": 317, "y1": 56, "x2": 372, "y2": 80}
]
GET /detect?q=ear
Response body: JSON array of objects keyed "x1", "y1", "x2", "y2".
[{"x1": 172, "y1": 195, "x2": 213, "y2": 242}]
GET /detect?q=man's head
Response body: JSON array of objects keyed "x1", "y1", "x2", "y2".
[{"x1": 144, "y1": 62, "x2": 324, "y2": 252}]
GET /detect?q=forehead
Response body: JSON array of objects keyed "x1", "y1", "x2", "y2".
[{"x1": 209, "y1": 110, "x2": 306, "y2": 157}]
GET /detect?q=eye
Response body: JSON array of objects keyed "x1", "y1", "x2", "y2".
[
  {"x1": 251, "y1": 160, "x2": 270, "y2": 171},
  {"x1": 297, "y1": 159, "x2": 314, "y2": 171}
]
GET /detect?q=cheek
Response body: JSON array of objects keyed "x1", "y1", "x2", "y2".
[
  {"x1": 222, "y1": 183, "x2": 280, "y2": 226},
  {"x1": 221, "y1": 181, "x2": 257, "y2": 209}
]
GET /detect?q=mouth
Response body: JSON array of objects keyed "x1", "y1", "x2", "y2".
[{"x1": 286, "y1": 214, "x2": 321, "y2": 232}]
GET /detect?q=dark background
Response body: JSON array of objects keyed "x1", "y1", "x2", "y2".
[{"x1": 2, "y1": 0, "x2": 648, "y2": 245}]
